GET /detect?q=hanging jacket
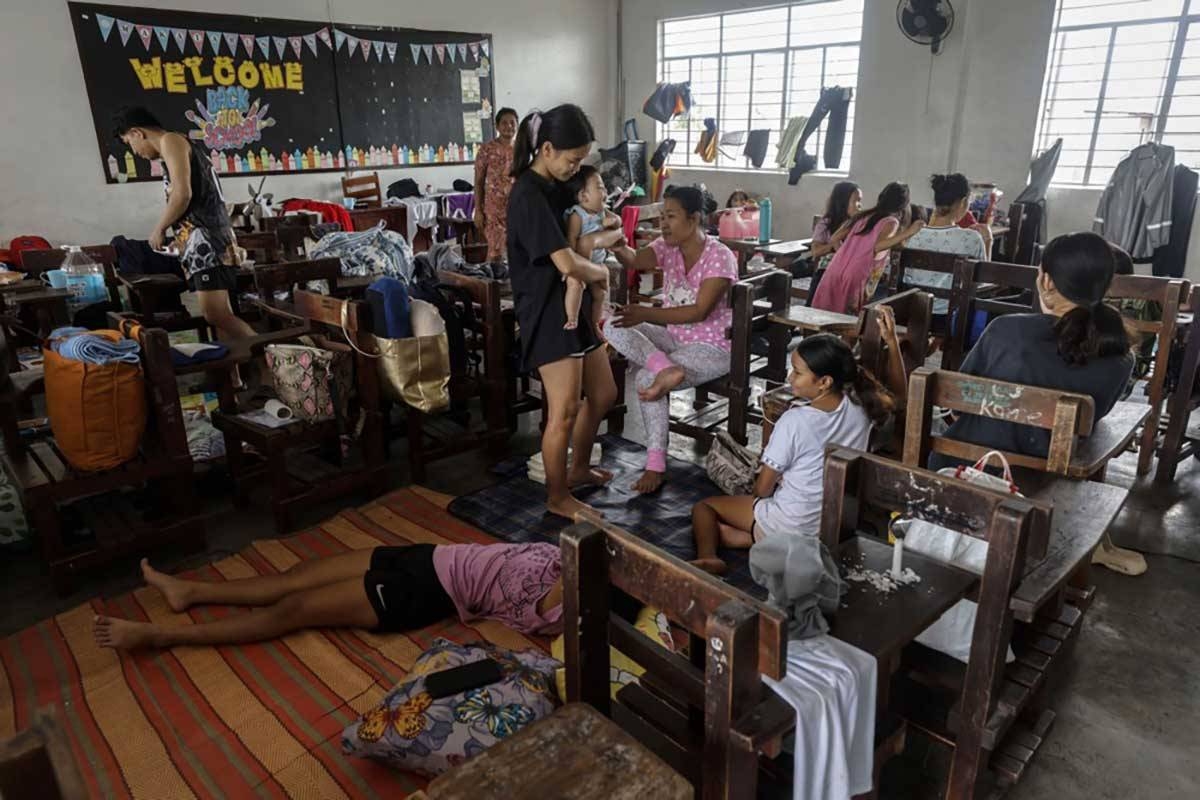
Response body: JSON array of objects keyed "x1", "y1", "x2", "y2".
[
  {"x1": 642, "y1": 82, "x2": 693, "y2": 123},
  {"x1": 1093, "y1": 142, "x2": 1175, "y2": 259},
  {"x1": 1151, "y1": 164, "x2": 1198, "y2": 278}
]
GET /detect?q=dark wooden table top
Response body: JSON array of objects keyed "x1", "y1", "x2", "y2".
[
  {"x1": 769, "y1": 303, "x2": 859, "y2": 333},
  {"x1": 1011, "y1": 476, "x2": 1129, "y2": 621},
  {"x1": 426, "y1": 702, "x2": 691, "y2": 800},
  {"x1": 831, "y1": 535, "x2": 978, "y2": 662},
  {"x1": 6, "y1": 288, "x2": 72, "y2": 305},
  {"x1": 1065, "y1": 400, "x2": 1150, "y2": 478},
  {"x1": 0, "y1": 279, "x2": 44, "y2": 295}
]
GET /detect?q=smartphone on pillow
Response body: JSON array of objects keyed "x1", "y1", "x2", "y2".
[{"x1": 424, "y1": 658, "x2": 505, "y2": 699}]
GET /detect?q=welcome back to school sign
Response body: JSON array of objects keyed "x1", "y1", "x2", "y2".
[{"x1": 68, "y1": 2, "x2": 495, "y2": 184}]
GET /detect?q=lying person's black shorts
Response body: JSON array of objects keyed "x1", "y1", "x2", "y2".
[{"x1": 363, "y1": 544, "x2": 456, "y2": 632}]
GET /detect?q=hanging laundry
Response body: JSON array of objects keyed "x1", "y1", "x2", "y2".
[
  {"x1": 399, "y1": 197, "x2": 439, "y2": 244},
  {"x1": 1092, "y1": 142, "x2": 1175, "y2": 259},
  {"x1": 775, "y1": 116, "x2": 809, "y2": 168},
  {"x1": 695, "y1": 117, "x2": 718, "y2": 163},
  {"x1": 642, "y1": 81, "x2": 693, "y2": 123},
  {"x1": 788, "y1": 87, "x2": 853, "y2": 185},
  {"x1": 743, "y1": 130, "x2": 770, "y2": 169}
]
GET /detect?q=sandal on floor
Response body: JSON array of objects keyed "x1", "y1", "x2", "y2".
[{"x1": 1092, "y1": 539, "x2": 1148, "y2": 576}]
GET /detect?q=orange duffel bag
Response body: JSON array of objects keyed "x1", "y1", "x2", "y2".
[{"x1": 43, "y1": 329, "x2": 147, "y2": 472}]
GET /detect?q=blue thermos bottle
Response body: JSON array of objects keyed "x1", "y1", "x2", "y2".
[{"x1": 758, "y1": 198, "x2": 773, "y2": 243}]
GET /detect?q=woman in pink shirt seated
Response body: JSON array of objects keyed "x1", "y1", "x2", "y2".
[
  {"x1": 811, "y1": 182, "x2": 925, "y2": 315},
  {"x1": 608, "y1": 185, "x2": 739, "y2": 494},
  {"x1": 93, "y1": 543, "x2": 563, "y2": 650}
]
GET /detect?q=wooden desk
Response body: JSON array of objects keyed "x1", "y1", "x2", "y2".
[
  {"x1": 0, "y1": 279, "x2": 44, "y2": 296},
  {"x1": 1065, "y1": 400, "x2": 1149, "y2": 478},
  {"x1": 6, "y1": 288, "x2": 71, "y2": 337},
  {"x1": 757, "y1": 238, "x2": 812, "y2": 264},
  {"x1": 768, "y1": 303, "x2": 858, "y2": 334},
  {"x1": 721, "y1": 237, "x2": 782, "y2": 277},
  {"x1": 427, "y1": 703, "x2": 691, "y2": 800}
]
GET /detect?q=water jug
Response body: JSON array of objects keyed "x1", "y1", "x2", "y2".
[{"x1": 61, "y1": 246, "x2": 107, "y2": 309}]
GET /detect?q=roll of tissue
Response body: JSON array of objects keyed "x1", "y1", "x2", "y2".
[{"x1": 263, "y1": 399, "x2": 294, "y2": 420}]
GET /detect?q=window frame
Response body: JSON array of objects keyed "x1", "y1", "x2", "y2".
[
  {"x1": 656, "y1": 3, "x2": 863, "y2": 175},
  {"x1": 1035, "y1": 0, "x2": 1200, "y2": 187}
]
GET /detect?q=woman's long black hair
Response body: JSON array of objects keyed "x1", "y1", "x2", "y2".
[
  {"x1": 1041, "y1": 232, "x2": 1132, "y2": 365},
  {"x1": 792, "y1": 334, "x2": 895, "y2": 427},
  {"x1": 509, "y1": 104, "x2": 595, "y2": 179},
  {"x1": 930, "y1": 172, "x2": 971, "y2": 212},
  {"x1": 848, "y1": 182, "x2": 910, "y2": 240},
  {"x1": 823, "y1": 181, "x2": 860, "y2": 234}
]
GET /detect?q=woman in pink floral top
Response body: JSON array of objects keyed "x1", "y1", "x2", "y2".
[
  {"x1": 608, "y1": 186, "x2": 739, "y2": 493},
  {"x1": 473, "y1": 108, "x2": 519, "y2": 261}
]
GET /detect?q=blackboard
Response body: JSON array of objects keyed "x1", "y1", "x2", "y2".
[{"x1": 67, "y1": 2, "x2": 496, "y2": 184}]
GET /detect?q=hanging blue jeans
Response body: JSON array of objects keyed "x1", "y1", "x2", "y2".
[{"x1": 788, "y1": 86, "x2": 853, "y2": 185}]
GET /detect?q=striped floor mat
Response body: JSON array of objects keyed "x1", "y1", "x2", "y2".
[{"x1": 0, "y1": 488, "x2": 549, "y2": 799}]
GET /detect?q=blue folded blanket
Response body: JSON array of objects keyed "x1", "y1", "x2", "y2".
[
  {"x1": 170, "y1": 342, "x2": 229, "y2": 367},
  {"x1": 49, "y1": 326, "x2": 141, "y2": 365}
]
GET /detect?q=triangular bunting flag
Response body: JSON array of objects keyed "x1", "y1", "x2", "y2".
[
  {"x1": 207, "y1": 31, "x2": 222, "y2": 54},
  {"x1": 241, "y1": 33, "x2": 256, "y2": 58},
  {"x1": 154, "y1": 27, "x2": 170, "y2": 50},
  {"x1": 469, "y1": 42, "x2": 479, "y2": 59},
  {"x1": 360, "y1": 39, "x2": 371, "y2": 61},
  {"x1": 304, "y1": 33, "x2": 318, "y2": 56},
  {"x1": 316, "y1": 27, "x2": 332, "y2": 49},
  {"x1": 346, "y1": 36, "x2": 360, "y2": 56},
  {"x1": 223, "y1": 32, "x2": 238, "y2": 54},
  {"x1": 373, "y1": 40, "x2": 385, "y2": 61},
  {"x1": 447, "y1": 43, "x2": 457, "y2": 63},
  {"x1": 96, "y1": 14, "x2": 115, "y2": 42},
  {"x1": 256, "y1": 36, "x2": 270, "y2": 59},
  {"x1": 481, "y1": 40, "x2": 489, "y2": 57},
  {"x1": 386, "y1": 41, "x2": 398, "y2": 62},
  {"x1": 435, "y1": 44, "x2": 445, "y2": 63},
  {"x1": 189, "y1": 29, "x2": 206, "y2": 52},
  {"x1": 117, "y1": 20, "x2": 134, "y2": 47},
  {"x1": 410, "y1": 43, "x2": 421, "y2": 63},
  {"x1": 172, "y1": 28, "x2": 187, "y2": 52},
  {"x1": 273, "y1": 36, "x2": 287, "y2": 59},
  {"x1": 457, "y1": 43, "x2": 467, "y2": 61},
  {"x1": 136, "y1": 25, "x2": 153, "y2": 51},
  {"x1": 422, "y1": 44, "x2": 433, "y2": 63},
  {"x1": 289, "y1": 36, "x2": 302, "y2": 59},
  {"x1": 334, "y1": 29, "x2": 347, "y2": 51}
]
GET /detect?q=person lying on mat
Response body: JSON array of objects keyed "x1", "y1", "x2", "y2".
[
  {"x1": 93, "y1": 543, "x2": 563, "y2": 651},
  {"x1": 690, "y1": 333, "x2": 895, "y2": 574}
]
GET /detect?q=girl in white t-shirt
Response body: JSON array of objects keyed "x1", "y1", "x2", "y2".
[{"x1": 691, "y1": 334, "x2": 896, "y2": 574}]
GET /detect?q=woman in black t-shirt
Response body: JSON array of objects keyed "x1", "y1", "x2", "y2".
[{"x1": 507, "y1": 104, "x2": 625, "y2": 520}]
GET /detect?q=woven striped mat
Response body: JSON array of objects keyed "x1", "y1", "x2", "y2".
[{"x1": 0, "y1": 487, "x2": 549, "y2": 799}]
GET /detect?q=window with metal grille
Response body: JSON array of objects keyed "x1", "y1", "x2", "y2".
[
  {"x1": 1035, "y1": 0, "x2": 1200, "y2": 187},
  {"x1": 658, "y1": 1, "x2": 863, "y2": 173}
]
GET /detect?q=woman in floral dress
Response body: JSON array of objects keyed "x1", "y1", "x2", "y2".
[{"x1": 473, "y1": 107, "x2": 519, "y2": 261}]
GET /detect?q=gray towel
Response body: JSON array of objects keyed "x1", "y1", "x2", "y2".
[{"x1": 749, "y1": 534, "x2": 845, "y2": 640}]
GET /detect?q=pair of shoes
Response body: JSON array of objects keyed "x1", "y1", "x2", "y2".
[{"x1": 1092, "y1": 537, "x2": 1148, "y2": 576}]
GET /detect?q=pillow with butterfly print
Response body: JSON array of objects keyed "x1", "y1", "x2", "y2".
[{"x1": 341, "y1": 638, "x2": 560, "y2": 776}]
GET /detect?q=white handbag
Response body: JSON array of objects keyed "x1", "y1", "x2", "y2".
[{"x1": 904, "y1": 451, "x2": 1020, "y2": 664}]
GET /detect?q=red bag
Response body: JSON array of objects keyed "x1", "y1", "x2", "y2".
[{"x1": 8, "y1": 236, "x2": 53, "y2": 268}]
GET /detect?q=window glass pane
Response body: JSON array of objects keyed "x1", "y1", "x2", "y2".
[
  {"x1": 662, "y1": 16, "x2": 720, "y2": 58},
  {"x1": 724, "y1": 7, "x2": 789, "y2": 52},
  {"x1": 1059, "y1": 0, "x2": 1184, "y2": 28}
]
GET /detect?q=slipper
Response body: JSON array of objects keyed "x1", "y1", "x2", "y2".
[{"x1": 1092, "y1": 542, "x2": 1148, "y2": 576}]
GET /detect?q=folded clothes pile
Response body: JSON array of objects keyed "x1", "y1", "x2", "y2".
[
  {"x1": 49, "y1": 327, "x2": 140, "y2": 365},
  {"x1": 170, "y1": 342, "x2": 229, "y2": 367},
  {"x1": 527, "y1": 444, "x2": 603, "y2": 485}
]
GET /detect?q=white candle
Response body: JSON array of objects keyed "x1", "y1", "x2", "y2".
[{"x1": 891, "y1": 537, "x2": 904, "y2": 580}]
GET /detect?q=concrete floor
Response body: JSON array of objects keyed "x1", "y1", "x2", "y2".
[{"x1": 1, "y1": 387, "x2": 1197, "y2": 799}]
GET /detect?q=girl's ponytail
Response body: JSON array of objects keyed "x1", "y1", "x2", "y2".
[
  {"x1": 1041, "y1": 232, "x2": 1133, "y2": 365},
  {"x1": 851, "y1": 362, "x2": 896, "y2": 428},
  {"x1": 1053, "y1": 302, "x2": 1132, "y2": 366},
  {"x1": 509, "y1": 111, "x2": 541, "y2": 179}
]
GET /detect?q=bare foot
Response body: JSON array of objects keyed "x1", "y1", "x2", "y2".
[
  {"x1": 632, "y1": 470, "x2": 665, "y2": 494},
  {"x1": 93, "y1": 615, "x2": 161, "y2": 650},
  {"x1": 141, "y1": 558, "x2": 193, "y2": 613},
  {"x1": 546, "y1": 494, "x2": 602, "y2": 522},
  {"x1": 638, "y1": 366, "x2": 686, "y2": 402},
  {"x1": 568, "y1": 466, "x2": 613, "y2": 489},
  {"x1": 690, "y1": 558, "x2": 728, "y2": 575}
]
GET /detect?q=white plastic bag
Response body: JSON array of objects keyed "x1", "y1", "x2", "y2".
[{"x1": 904, "y1": 451, "x2": 1019, "y2": 664}]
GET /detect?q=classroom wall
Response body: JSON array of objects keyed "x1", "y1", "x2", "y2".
[
  {"x1": 620, "y1": 0, "x2": 1200, "y2": 282},
  {"x1": 0, "y1": 0, "x2": 616, "y2": 246}
]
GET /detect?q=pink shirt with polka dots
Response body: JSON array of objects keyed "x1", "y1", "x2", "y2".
[{"x1": 650, "y1": 236, "x2": 739, "y2": 351}]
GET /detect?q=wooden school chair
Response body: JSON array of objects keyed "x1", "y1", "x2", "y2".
[
  {"x1": 671, "y1": 268, "x2": 791, "y2": 446},
  {"x1": 0, "y1": 321, "x2": 203, "y2": 594},
  {"x1": 250, "y1": 258, "x2": 343, "y2": 327},
  {"x1": 402, "y1": 270, "x2": 510, "y2": 484},
  {"x1": 1155, "y1": 284, "x2": 1200, "y2": 484},
  {"x1": 0, "y1": 708, "x2": 88, "y2": 800},
  {"x1": 942, "y1": 260, "x2": 1039, "y2": 371},
  {"x1": 212, "y1": 292, "x2": 388, "y2": 534},
  {"x1": 19, "y1": 245, "x2": 123, "y2": 308},
  {"x1": 1104, "y1": 274, "x2": 1186, "y2": 475},
  {"x1": 350, "y1": 205, "x2": 434, "y2": 253},
  {"x1": 1003, "y1": 201, "x2": 1043, "y2": 266},
  {"x1": 342, "y1": 171, "x2": 382, "y2": 209},
  {"x1": 628, "y1": 202, "x2": 666, "y2": 306},
  {"x1": 263, "y1": 212, "x2": 323, "y2": 260},
  {"x1": 559, "y1": 512, "x2": 789, "y2": 798},
  {"x1": 817, "y1": 448, "x2": 1048, "y2": 799},
  {"x1": 234, "y1": 230, "x2": 281, "y2": 264}
]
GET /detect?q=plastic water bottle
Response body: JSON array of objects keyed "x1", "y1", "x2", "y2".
[
  {"x1": 61, "y1": 246, "x2": 106, "y2": 309},
  {"x1": 758, "y1": 197, "x2": 773, "y2": 244}
]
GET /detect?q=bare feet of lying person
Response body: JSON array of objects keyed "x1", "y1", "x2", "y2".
[
  {"x1": 690, "y1": 558, "x2": 728, "y2": 575},
  {"x1": 93, "y1": 615, "x2": 160, "y2": 650},
  {"x1": 632, "y1": 470, "x2": 665, "y2": 494},
  {"x1": 567, "y1": 466, "x2": 614, "y2": 489},
  {"x1": 637, "y1": 365, "x2": 686, "y2": 403},
  {"x1": 141, "y1": 558, "x2": 193, "y2": 613},
  {"x1": 546, "y1": 493, "x2": 602, "y2": 522}
]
